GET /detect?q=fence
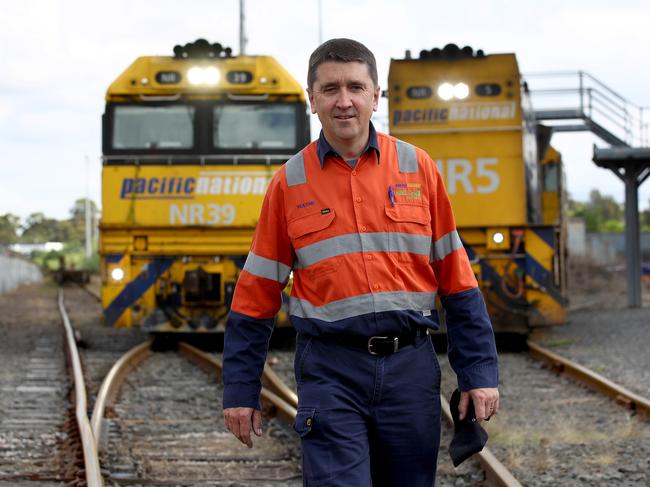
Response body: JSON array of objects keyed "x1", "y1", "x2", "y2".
[
  {"x1": 0, "y1": 254, "x2": 43, "y2": 294},
  {"x1": 568, "y1": 220, "x2": 650, "y2": 263}
]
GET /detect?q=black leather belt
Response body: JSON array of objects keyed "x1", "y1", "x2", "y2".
[{"x1": 320, "y1": 327, "x2": 430, "y2": 356}]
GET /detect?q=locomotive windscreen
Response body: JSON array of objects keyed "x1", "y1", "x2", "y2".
[{"x1": 213, "y1": 103, "x2": 298, "y2": 150}]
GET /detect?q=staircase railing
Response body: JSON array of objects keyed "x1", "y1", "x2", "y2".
[{"x1": 524, "y1": 71, "x2": 649, "y2": 147}]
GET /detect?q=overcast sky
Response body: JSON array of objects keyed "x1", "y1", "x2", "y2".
[{"x1": 1, "y1": 0, "x2": 649, "y2": 222}]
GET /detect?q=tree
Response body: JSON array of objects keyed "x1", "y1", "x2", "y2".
[
  {"x1": 0, "y1": 213, "x2": 21, "y2": 244},
  {"x1": 588, "y1": 189, "x2": 623, "y2": 222},
  {"x1": 69, "y1": 198, "x2": 99, "y2": 221},
  {"x1": 20, "y1": 212, "x2": 66, "y2": 243},
  {"x1": 569, "y1": 190, "x2": 625, "y2": 233},
  {"x1": 66, "y1": 198, "x2": 99, "y2": 243}
]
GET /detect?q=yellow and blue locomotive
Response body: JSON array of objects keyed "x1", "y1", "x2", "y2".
[
  {"x1": 100, "y1": 39, "x2": 310, "y2": 332},
  {"x1": 388, "y1": 44, "x2": 567, "y2": 333}
]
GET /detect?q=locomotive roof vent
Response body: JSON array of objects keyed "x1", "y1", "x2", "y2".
[
  {"x1": 173, "y1": 39, "x2": 234, "y2": 59},
  {"x1": 417, "y1": 43, "x2": 485, "y2": 61}
]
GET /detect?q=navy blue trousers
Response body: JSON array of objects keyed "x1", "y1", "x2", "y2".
[{"x1": 293, "y1": 333, "x2": 442, "y2": 486}]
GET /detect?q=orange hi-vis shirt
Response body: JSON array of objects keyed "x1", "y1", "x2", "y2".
[
  {"x1": 223, "y1": 126, "x2": 498, "y2": 409},
  {"x1": 234, "y1": 130, "x2": 477, "y2": 324}
]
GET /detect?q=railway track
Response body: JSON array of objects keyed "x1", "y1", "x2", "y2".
[
  {"x1": 92, "y1": 341, "x2": 302, "y2": 485},
  {"x1": 0, "y1": 284, "x2": 99, "y2": 486},
  {"x1": 78, "y1": 283, "x2": 526, "y2": 486},
  {"x1": 527, "y1": 340, "x2": 650, "y2": 419},
  {"x1": 76, "y1": 284, "x2": 523, "y2": 486},
  {"x1": 2, "y1": 283, "x2": 524, "y2": 486},
  {"x1": 439, "y1": 349, "x2": 650, "y2": 486}
]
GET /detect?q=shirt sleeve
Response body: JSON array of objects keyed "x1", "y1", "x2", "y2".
[
  {"x1": 222, "y1": 171, "x2": 294, "y2": 409},
  {"x1": 425, "y1": 151, "x2": 499, "y2": 391}
]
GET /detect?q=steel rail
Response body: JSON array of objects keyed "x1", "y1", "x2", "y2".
[
  {"x1": 90, "y1": 341, "x2": 153, "y2": 447},
  {"x1": 263, "y1": 362, "x2": 298, "y2": 408},
  {"x1": 440, "y1": 396, "x2": 522, "y2": 487},
  {"x1": 177, "y1": 342, "x2": 298, "y2": 422},
  {"x1": 80, "y1": 283, "x2": 101, "y2": 302},
  {"x1": 57, "y1": 290, "x2": 104, "y2": 487},
  {"x1": 527, "y1": 341, "x2": 650, "y2": 418}
]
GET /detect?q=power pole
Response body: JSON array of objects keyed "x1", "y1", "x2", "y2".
[
  {"x1": 240, "y1": 0, "x2": 247, "y2": 55},
  {"x1": 318, "y1": 0, "x2": 323, "y2": 45},
  {"x1": 85, "y1": 155, "x2": 92, "y2": 260}
]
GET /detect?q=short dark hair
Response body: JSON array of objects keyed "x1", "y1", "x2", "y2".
[{"x1": 307, "y1": 38, "x2": 378, "y2": 89}]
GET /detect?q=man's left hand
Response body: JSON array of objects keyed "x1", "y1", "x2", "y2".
[{"x1": 458, "y1": 387, "x2": 499, "y2": 422}]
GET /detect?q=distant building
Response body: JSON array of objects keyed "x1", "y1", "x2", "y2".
[{"x1": 9, "y1": 242, "x2": 64, "y2": 254}]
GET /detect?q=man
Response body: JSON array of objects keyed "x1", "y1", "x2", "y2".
[{"x1": 223, "y1": 38, "x2": 499, "y2": 486}]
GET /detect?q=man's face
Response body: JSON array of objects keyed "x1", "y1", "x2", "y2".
[{"x1": 308, "y1": 61, "x2": 380, "y2": 147}]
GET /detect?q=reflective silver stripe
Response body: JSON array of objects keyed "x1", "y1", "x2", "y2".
[
  {"x1": 289, "y1": 291, "x2": 437, "y2": 322},
  {"x1": 285, "y1": 151, "x2": 306, "y2": 187},
  {"x1": 395, "y1": 140, "x2": 418, "y2": 173},
  {"x1": 431, "y1": 230, "x2": 463, "y2": 262},
  {"x1": 243, "y1": 251, "x2": 292, "y2": 283},
  {"x1": 294, "y1": 232, "x2": 432, "y2": 268}
]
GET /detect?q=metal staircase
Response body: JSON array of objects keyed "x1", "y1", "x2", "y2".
[
  {"x1": 525, "y1": 70, "x2": 648, "y2": 147},
  {"x1": 526, "y1": 71, "x2": 650, "y2": 307}
]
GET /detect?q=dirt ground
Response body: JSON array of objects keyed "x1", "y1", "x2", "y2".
[{"x1": 566, "y1": 256, "x2": 650, "y2": 310}]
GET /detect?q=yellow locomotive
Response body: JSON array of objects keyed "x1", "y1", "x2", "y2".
[
  {"x1": 388, "y1": 44, "x2": 567, "y2": 333},
  {"x1": 100, "y1": 39, "x2": 310, "y2": 332}
]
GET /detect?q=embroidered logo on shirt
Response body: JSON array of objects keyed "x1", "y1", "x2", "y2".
[
  {"x1": 394, "y1": 182, "x2": 422, "y2": 200},
  {"x1": 297, "y1": 200, "x2": 316, "y2": 209}
]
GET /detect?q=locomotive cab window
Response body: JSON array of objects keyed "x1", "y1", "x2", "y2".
[
  {"x1": 543, "y1": 162, "x2": 559, "y2": 192},
  {"x1": 112, "y1": 105, "x2": 195, "y2": 150},
  {"x1": 213, "y1": 103, "x2": 297, "y2": 150}
]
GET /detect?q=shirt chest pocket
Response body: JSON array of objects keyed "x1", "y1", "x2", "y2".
[
  {"x1": 288, "y1": 210, "x2": 338, "y2": 278},
  {"x1": 384, "y1": 203, "x2": 431, "y2": 227},
  {"x1": 384, "y1": 203, "x2": 432, "y2": 265},
  {"x1": 287, "y1": 210, "x2": 336, "y2": 242}
]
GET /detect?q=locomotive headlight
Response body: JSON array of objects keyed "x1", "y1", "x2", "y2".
[
  {"x1": 204, "y1": 67, "x2": 220, "y2": 85},
  {"x1": 188, "y1": 66, "x2": 204, "y2": 85},
  {"x1": 437, "y1": 82, "x2": 470, "y2": 100},
  {"x1": 110, "y1": 267, "x2": 125, "y2": 282},
  {"x1": 487, "y1": 228, "x2": 510, "y2": 250},
  {"x1": 188, "y1": 66, "x2": 221, "y2": 86},
  {"x1": 453, "y1": 82, "x2": 469, "y2": 100},
  {"x1": 437, "y1": 82, "x2": 454, "y2": 101}
]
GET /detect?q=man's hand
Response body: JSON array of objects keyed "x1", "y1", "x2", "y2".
[
  {"x1": 224, "y1": 407, "x2": 263, "y2": 448},
  {"x1": 459, "y1": 388, "x2": 499, "y2": 422}
]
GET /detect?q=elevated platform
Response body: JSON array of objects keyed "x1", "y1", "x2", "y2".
[
  {"x1": 527, "y1": 71, "x2": 650, "y2": 307},
  {"x1": 527, "y1": 71, "x2": 647, "y2": 147},
  {"x1": 593, "y1": 147, "x2": 650, "y2": 306},
  {"x1": 534, "y1": 109, "x2": 628, "y2": 147}
]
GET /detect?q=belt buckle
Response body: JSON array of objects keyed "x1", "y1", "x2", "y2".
[{"x1": 367, "y1": 336, "x2": 399, "y2": 355}]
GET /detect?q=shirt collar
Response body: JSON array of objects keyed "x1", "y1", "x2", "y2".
[{"x1": 316, "y1": 122, "x2": 380, "y2": 168}]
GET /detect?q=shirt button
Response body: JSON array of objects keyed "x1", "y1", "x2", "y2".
[
  {"x1": 365, "y1": 254, "x2": 373, "y2": 261},
  {"x1": 373, "y1": 283, "x2": 380, "y2": 290},
  {"x1": 355, "y1": 196, "x2": 362, "y2": 203},
  {"x1": 351, "y1": 170, "x2": 357, "y2": 176},
  {"x1": 360, "y1": 225, "x2": 367, "y2": 232}
]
